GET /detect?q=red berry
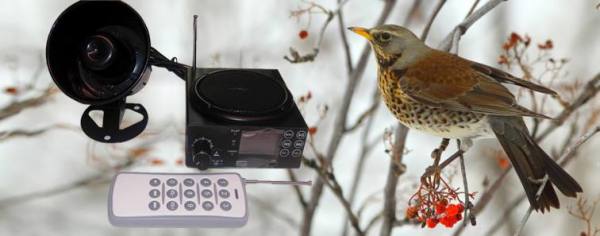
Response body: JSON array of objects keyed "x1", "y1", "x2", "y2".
[
  {"x1": 426, "y1": 218, "x2": 438, "y2": 228},
  {"x1": 440, "y1": 216, "x2": 454, "y2": 227},
  {"x1": 435, "y1": 202, "x2": 446, "y2": 215},
  {"x1": 405, "y1": 206, "x2": 418, "y2": 219},
  {"x1": 299, "y1": 30, "x2": 309, "y2": 39},
  {"x1": 4, "y1": 87, "x2": 18, "y2": 95},
  {"x1": 446, "y1": 204, "x2": 460, "y2": 216}
]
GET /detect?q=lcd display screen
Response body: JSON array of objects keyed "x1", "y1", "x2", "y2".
[{"x1": 239, "y1": 129, "x2": 283, "y2": 156}]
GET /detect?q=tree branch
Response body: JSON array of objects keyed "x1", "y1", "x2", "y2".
[
  {"x1": 420, "y1": 0, "x2": 447, "y2": 41},
  {"x1": 536, "y1": 73, "x2": 600, "y2": 141},
  {"x1": 438, "y1": 0, "x2": 508, "y2": 52},
  {"x1": 380, "y1": 125, "x2": 409, "y2": 236},
  {"x1": 303, "y1": 157, "x2": 365, "y2": 236}
]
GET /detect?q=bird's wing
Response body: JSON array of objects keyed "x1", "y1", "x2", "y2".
[
  {"x1": 470, "y1": 61, "x2": 558, "y2": 96},
  {"x1": 397, "y1": 50, "x2": 548, "y2": 118}
]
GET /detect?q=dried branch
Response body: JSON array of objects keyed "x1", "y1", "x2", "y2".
[
  {"x1": 420, "y1": 0, "x2": 447, "y2": 41},
  {"x1": 302, "y1": 157, "x2": 364, "y2": 236},
  {"x1": 438, "y1": 0, "x2": 508, "y2": 52},
  {"x1": 536, "y1": 74, "x2": 600, "y2": 141},
  {"x1": 464, "y1": 0, "x2": 482, "y2": 19},
  {"x1": 345, "y1": 99, "x2": 379, "y2": 132},
  {"x1": 458, "y1": 141, "x2": 476, "y2": 226},
  {"x1": 380, "y1": 125, "x2": 409, "y2": 236},
  {"x1": 0, "y1": 124, "x2": 78, "y2": 141},
  {"x1": 285, "y1": 1, "x2": 348, "y2": 63},
  {"x1": 568, "y1": 197, "x2": 600, "y2": 236},
  {"x1": 248, "y1": 194, "x2": 299, "y2": 229},
  {"x1": 336, "y1": 0, "x2": 353, "y2": 74},
  {"x1": 288, "y1": 170, "x2": 308, "y2": 209},
  {"x1": 0, "y1": 86, "x2": 57, "y2": 121},
  {"x1": 0, "y1": 174, "x2": 110, "y2": 207}
]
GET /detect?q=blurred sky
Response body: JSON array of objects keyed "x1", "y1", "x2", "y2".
[{"x1": 1, "y1": 0, "x2": 600, "y2": 236}]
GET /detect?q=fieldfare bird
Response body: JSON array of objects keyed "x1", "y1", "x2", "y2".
[{"x1": 349, "y1": 25, "x2": 582, "y2": 212}]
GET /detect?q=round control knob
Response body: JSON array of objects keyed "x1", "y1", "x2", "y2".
[{"x1": 192, "y1": 138, "x2": 213, "y2": 170}]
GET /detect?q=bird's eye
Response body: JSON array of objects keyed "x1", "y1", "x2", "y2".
[{"x1": 379, "y1": 32, "x2": 392, "y2": 41}]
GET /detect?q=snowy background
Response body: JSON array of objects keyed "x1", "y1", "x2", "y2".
[{"x1": 1, "y1": 0, "x2": 600, "y2": 235}]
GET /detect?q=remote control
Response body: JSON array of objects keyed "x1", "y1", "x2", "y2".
[{"x1": 108, "y1": 172, "x2": 248, "y2": 228}]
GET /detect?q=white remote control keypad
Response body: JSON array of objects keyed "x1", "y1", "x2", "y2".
[{"x1": 108, "y1": 172, "x2": 247, "y2": 227}]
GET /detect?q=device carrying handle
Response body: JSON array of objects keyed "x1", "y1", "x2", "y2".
[{"x1": 80, "y1": 99, "x2": 148, "y2": 143}]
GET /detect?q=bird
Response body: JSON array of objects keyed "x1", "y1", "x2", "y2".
[{"x1": 348, "y1": 24, "x2": 582, "y2": 212}]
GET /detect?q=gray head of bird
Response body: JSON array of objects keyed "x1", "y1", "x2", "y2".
[{"x1": 348, "y1": 24, "x2": 430, "y2": 68}]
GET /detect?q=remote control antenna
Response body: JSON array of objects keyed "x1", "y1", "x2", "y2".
[
  {"x1": 244, "y1": 179, "x2": 312, "y2": 186},
  {"x1": 192, "y1": 15, "x2": 198, "y2": 78}
]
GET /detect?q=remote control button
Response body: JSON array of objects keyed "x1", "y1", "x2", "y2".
[
  {"x1": 292, "y1": 149, "x2": 302, "y2": 158},
  {"x1": 294, "y1": 140, "x2": 304, "y2": 148},
  {"x1": 184, "y1": 201, "x2": 196, "y2": 211},
  {"x1": 219, "y1": 189, "x2": 230, "y2": 198},
  {"x1": 149, "y1": 189, "x2": 160, "y2": 198},
  {"x1": 220, "y1": 201, "x2": 232, "y2": 211},
  {"x1": 217, "y1": 178, "x2": 228, "y2": 187},
  {"x1": 167, "y1": 189, "x2": 178, "y2": 198},
  {"x1": 201, "y1": 189, "x2": 213, "y2": 198},
  {"x1": 202, "y1": 201, "x2": 214, "y2": 211},
  {"x1": 148, "y1": 201, "x2": 160, "y2": 211},
  {"x1": 167, "y1": 201, "x2": 178, "y2": 211},
  {"x1": 296, "y1": 130, "x2": 307, "y2": 139},
  {"x1": 149, "y1": 178, "x2": 161, "y2": 187},
  {"x1": 281, "y1": 139, "x2": 292, "y2": 148},
  {"x1": 166, "y1": 178, "x2": 178, "y2": 187},
  {"x1": 200, "y1": 178, "x2": 211, "y2": 187},
  {"x1": 184, "y1": 189, "x2": 195, "y2": 198},
  {"x1": 284, "y1": 130, "x2": 294, "y2": 138},
  {"x1": 279, "y1": 149, "x2": 290, "y2": 157},
  {"x1": 183, "y1": 178, "x2": 195, "y2": 187}
]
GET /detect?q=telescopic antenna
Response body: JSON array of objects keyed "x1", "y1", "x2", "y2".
[
  {"x1": 243, "y1": 179, "x2": 312, "y2": 186},
  {"x1": 192, "y1": 15, "x2": 198, "y2": 78}
]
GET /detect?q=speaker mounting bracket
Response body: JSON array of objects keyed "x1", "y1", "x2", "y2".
[{"x1": 80, "y1": 98, "x2": 148, "y2": 143}]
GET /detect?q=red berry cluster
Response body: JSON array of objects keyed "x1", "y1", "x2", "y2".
[
  {"x1": 405, "y1": 172, "x2": 473, "y2": 229},
  {"x1": 406, "y1": 198, "x2": 465, "y2": 228}
]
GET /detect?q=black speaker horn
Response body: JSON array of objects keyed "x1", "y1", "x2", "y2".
[{"x1": 47, "y1": 1, "x2": 151, "y2": 143}]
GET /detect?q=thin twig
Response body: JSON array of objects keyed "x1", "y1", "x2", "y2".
[
  {"x1": 248, "y1": 195, "x2": 299, "y2": 229},
  {"x1": 464, "y1": 0, "x2": 482, "y2": 19},
  {"x1": 536, "y1": 74, "x2": 600, "y2": 141},
  {"x1": 514, "y1": 174, "x2": 548, "y2": 236},
  {"x1": 0, "y1": 124, "x2": 79, "y2": 141},
  {"x1": 458, "y1": 140, "x2": 475, "y2": 227},
  {"x1": 0, "y1": 86, "x2": 57, "y2": 121},
  {"x1": 288, "y1": 170, "x2": 308, "y2": 209},
  {"x1": 420, "y1": 0, "x2": 447, "y2": 41},
  {"x1": 438, "y1": 0, "x2": 508, "y2": 52},
  {"x1": 345, "y1": 100, "x2": 379, "y2": 132},
  {"x1": 0, "y1": 174, "x2": 109, "y2": 207},
  {"x1": 336, "y1": 0, "x2": 353, "y2": 74},
  {"x1": 303, "y1": 158, "x2": 365, "y2": 236}
]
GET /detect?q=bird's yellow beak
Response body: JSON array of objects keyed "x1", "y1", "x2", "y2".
[{"x1": 348, "y1": 27, "x2": 372, "y2": 41}]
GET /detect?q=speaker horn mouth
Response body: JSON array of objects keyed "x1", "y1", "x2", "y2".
[{"x1": 81, "y1": 34, "x2": 116, "y2": 71}]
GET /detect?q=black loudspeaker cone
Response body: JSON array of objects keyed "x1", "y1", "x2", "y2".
[{"x1": 192, "y1": 70, "x2": 293, "y2": 123}]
